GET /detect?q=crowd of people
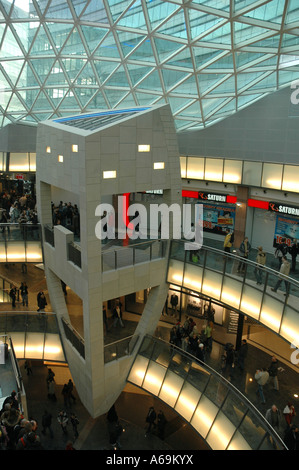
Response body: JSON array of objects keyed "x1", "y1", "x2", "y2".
[
  {"x1": 0, "y1": 190, "x2": 38, "y2": 227},
  {"x1": 51, "y1": 201, "x2": 80, "y2": 237}
]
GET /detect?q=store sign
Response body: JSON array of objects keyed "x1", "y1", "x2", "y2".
[
  {"x1": 198, "y1": 192, "x2": 227, "y2": 202},
  {"x1": 15, "y1": 174, "x2": 24, "y2": 180},
  {"x1": 269, "y1": 201, "x2": 299, "y2": 217}
]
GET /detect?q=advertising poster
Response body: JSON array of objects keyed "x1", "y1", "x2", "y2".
[
  {"x1": 197, "y1": 202, "x2": 236, "y2": 236},
  {"x1": 273, "y1": 214, "x2": 299, "y2": 247}
]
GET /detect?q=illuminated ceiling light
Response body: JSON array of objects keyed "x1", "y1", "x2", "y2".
[
  {"x1": 103, "y1": 170, "x2": 116, "y2": 179},
  {"x1": 138, "y1": 145, "x2": 150, "y2": 152},
  {"x1": 154, "y1": 162, "x2": 165, "y2": 170}
]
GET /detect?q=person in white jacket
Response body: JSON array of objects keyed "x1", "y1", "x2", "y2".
[{"x1": 255, "y1": 368, "x2": 269, "y2": 404}]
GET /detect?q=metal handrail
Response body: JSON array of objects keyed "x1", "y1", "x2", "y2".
[
  {"x1": 170, "y1": 239, "x2": 299, "y2": 288},
  {"x1": 132, "y1": 335, "x2": 288, "y2": 450}
]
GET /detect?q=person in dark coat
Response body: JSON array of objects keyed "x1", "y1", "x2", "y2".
[
  {"x1": 284, "y1": 424, "x2": 299, "y2": 450},
  {"x1": 145, "y1": 406, "x2": 156, "y2": 436}
]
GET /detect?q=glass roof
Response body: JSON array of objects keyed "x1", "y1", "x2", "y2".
[{"x1": 0, "y1": 0, "x2": 299, "y2": 132}]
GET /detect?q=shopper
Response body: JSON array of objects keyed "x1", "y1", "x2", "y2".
[
  {"x1": 57, "y1": 410, "x2": 68, "y2": 434},
  {"x1": 267, "y1": 356, "x2": 279, "y2": 391},
  {"x1": 271, "y1": 256, "x2": 290, "y2": 296},
  {"x1": 283, "y1": 402, "x2": 296, "y2": 430},
  {"x1": 275, "y1": 238, "x2": 288, "y2": 268},
  {"x1": 41, "y1": 410, "x2": 54, "y2": 438},
  {"x1": 20, "y1": 282, "x2": 29, "y2": 307},
  {"x1": 255, "y1": 246, "x2": 266, "y2": 285},
  {"x1": 255, "y1": 368, "x2": 269, "y2": 404},
  {"x1": 237, "y1": 339, "x2": 248, "y2": 372},
  {"x1": 145, "y1": 406, "x2": 156, "y2": 436},
  {"x1": 237, "y1": 236, "x2": 251, "y2": 273}
]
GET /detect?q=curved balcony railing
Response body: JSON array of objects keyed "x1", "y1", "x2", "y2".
[
  {"x1": 0, "y1": 312, "x2": 65, "y2": 362},
  {"x1": 167, "y1": 240, "x2": 299, "y2": 347},
  {"x1": 127, "y1": 335, "x2": 287, "y2": 450}
]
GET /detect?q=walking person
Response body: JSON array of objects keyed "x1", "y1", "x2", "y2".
[
  {"x1": 41, "y1": 410, "x2": 54, "y2": 438},
  {"x1": 223, "y1": 230, "x2": 234, "y2": 253},
  {"x1": 24, "y1": 359, "x2": 33, "y2": 376},
  {"x1": 9, "y1": 286, "x2": 17, "y2": 308},
  {"x1": 112, "y1": 300, "x2": 124, "y2": 328},
  {"x1": 145, "y1": 406, "x2": 156, "y2": 437},
  {"x1": 57, "y1": 410, "x2": 68, "y2": 435},
  {"x1": 70, "y1": 413, "x2": 79, "y2": 440},
  {"x1": 237, "y1": 236, "x2": 251, "y2": 273},
  {"x1": 265, "y1": 405, "x2": 283, "y2": 448},
  {"x1": 289, "y1": 239, "x2": 298, "y2": 272},
  {"x1": 20, "y1": 282, "x2": 29, "y2": 307},
  {"x1": 255, "y1": 246, "x2": 266, "y2": 285},
  {"x1": 237, "y1": 339, "x2": 248, "y2": 372},
  {"x1": 37, "y1": 292, "x2": 47, "y2": 315},
  {"x1": 267, "y1": 356, "x2": 279, "y2": 391},
  {"x1": 275, "y1": 238, "x2": 288, "y2": 268},
  {"x1": 271, "y1": 256, "x2": 291, "y2": 296},
  {"x1": 255, "y1": 368, "x2": 269, "y2": 404},
  {"x1": 283, "y1": 402, "x2": 296, "y2": 430}
]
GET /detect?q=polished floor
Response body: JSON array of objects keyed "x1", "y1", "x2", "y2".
[{"x1": 0, "y1": 262, "x2": 299, "y2": 451}]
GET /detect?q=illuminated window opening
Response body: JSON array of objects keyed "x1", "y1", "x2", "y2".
[
  {"x1": 46, "y1": 147, "x2": 51, "y2": 153},
  {"x1": 154, "y1": 162, "x2": 165, "y2": 170},
  {"x1": 58, "y1": 155, "x2": 64, "y2": 163},
  {"x1": 103, "y1": 170, "x2": 116, "y2": 179},
  {"x1": 138, "y1": 145, "x2": 150, "y2": 152},
  {"x1": 72, "y1": 145, "x2": 78, "y2": 152}
]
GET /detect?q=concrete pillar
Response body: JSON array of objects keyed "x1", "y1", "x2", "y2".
[{"x1": 234, "y1": 186, "x2": 249, "y2": 249}]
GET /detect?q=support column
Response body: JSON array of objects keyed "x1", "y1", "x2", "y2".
[{"x1": 234, "y1": 186, "x2": 249, "y2": 249}]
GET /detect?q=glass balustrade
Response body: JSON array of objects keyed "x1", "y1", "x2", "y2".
[
  {"x1": 128, "y1": 335, "x2": 287, "y2": 450},
  {"x1": 0, "y1": 312, "x2": 65, "y2": 362},
  {"x1": 167, "y1": 240, "x2": 299, "y2": 347},
  {"x1": 102, "y1": 239, "x2": 168, "y2": 272},
  {"x1": 0, "y1": 223, "x2": 42, "y2": 263}
]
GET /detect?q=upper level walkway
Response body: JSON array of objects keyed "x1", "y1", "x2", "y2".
[{"x1": 167, "y1": 240, "x2": 299, "y2": 348}]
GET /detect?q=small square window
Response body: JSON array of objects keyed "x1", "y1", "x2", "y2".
[
  {"x1": 46, "y1": 146, "x2": 51, "y2": 153},
  {"x1": 138, "y1": 145, "x2": 150, "y2": 152},
  {"x1": 103, "y1": 170, "x2": 116, "y2": 179},
  {"x1": 154, "y1": 162, "x2": 165, "y2": 170},
  {"x1": 58, "y1": 155, "x2": 64, "y2": 163},
  {"x1": 72, "y1": 145, "x2": 78, "y2": 152}
]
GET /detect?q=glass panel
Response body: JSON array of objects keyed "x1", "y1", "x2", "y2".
[
  {"x1": 204, "y1": 158, "x2": 223, "y2": 181},
  {"x1": 187, "y1": 360, "x2": 211, "y2": 393},
  {"x1": 240, "y1": 285, "x2": 262, "y2": 320},
  {"x1": 243, "y1": 161, "x2": 262, "y2": 186},
  {"x1": 280, "y1": 305, "x2": 299, "y2": 345},
  {"x1": 183, "y1": 262, "x2": 203, "y2": 292},
  {"x1": 143, "y1": 360, "x2": 167, "y2": 396},
  {"x1": 282, "y1": 165, "x2": 299, "y2": 192},
  {"x1": 260, "y1": 294, "x2": 283, "y2": 333},
  {"x1": 127, "y1": 354, "x2": 149, "y2": 386},
  {"x1": 9, "y1": 152, "x2": 29, "y2": 171},
  {"x1": 191, "y1": 394, "x2": 218, "y2": 438},
  {"x1": 186, "y1": 157, "x2": 204, "y2": 180},
  {"x1": 167, "y1": 258, "x2": 184, "y2": 286},
  {"x1": 221, "y1": 277, "x2": 242, "y2": 310},
  {"x1": 207, "y1": 410, "x2": 236, "y2": 450},
  {"x1": 202, "y1": 270, "x2": 222, "y2": 300},
  {"x1": 223, "y1": 159, "x2": 242, "y2": 184},
  {"x1": 238, "y1": 409, "x2": 267, "y2": 450},
  {"x1": 180, "y1": 156, "x2": 187, "y2": 178},
  {"x1": 262, "y1": 163, "x2": 283, "y2": 189},
  {"x1": 175, "y1": 382, "x2": 201, "y2": 422},
  {"x1": 227, "y1": 430, "x2": 252, "y2": 450},
  {"x1": 158, "y1": 369, "x2": 184, "y2": 407}
]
